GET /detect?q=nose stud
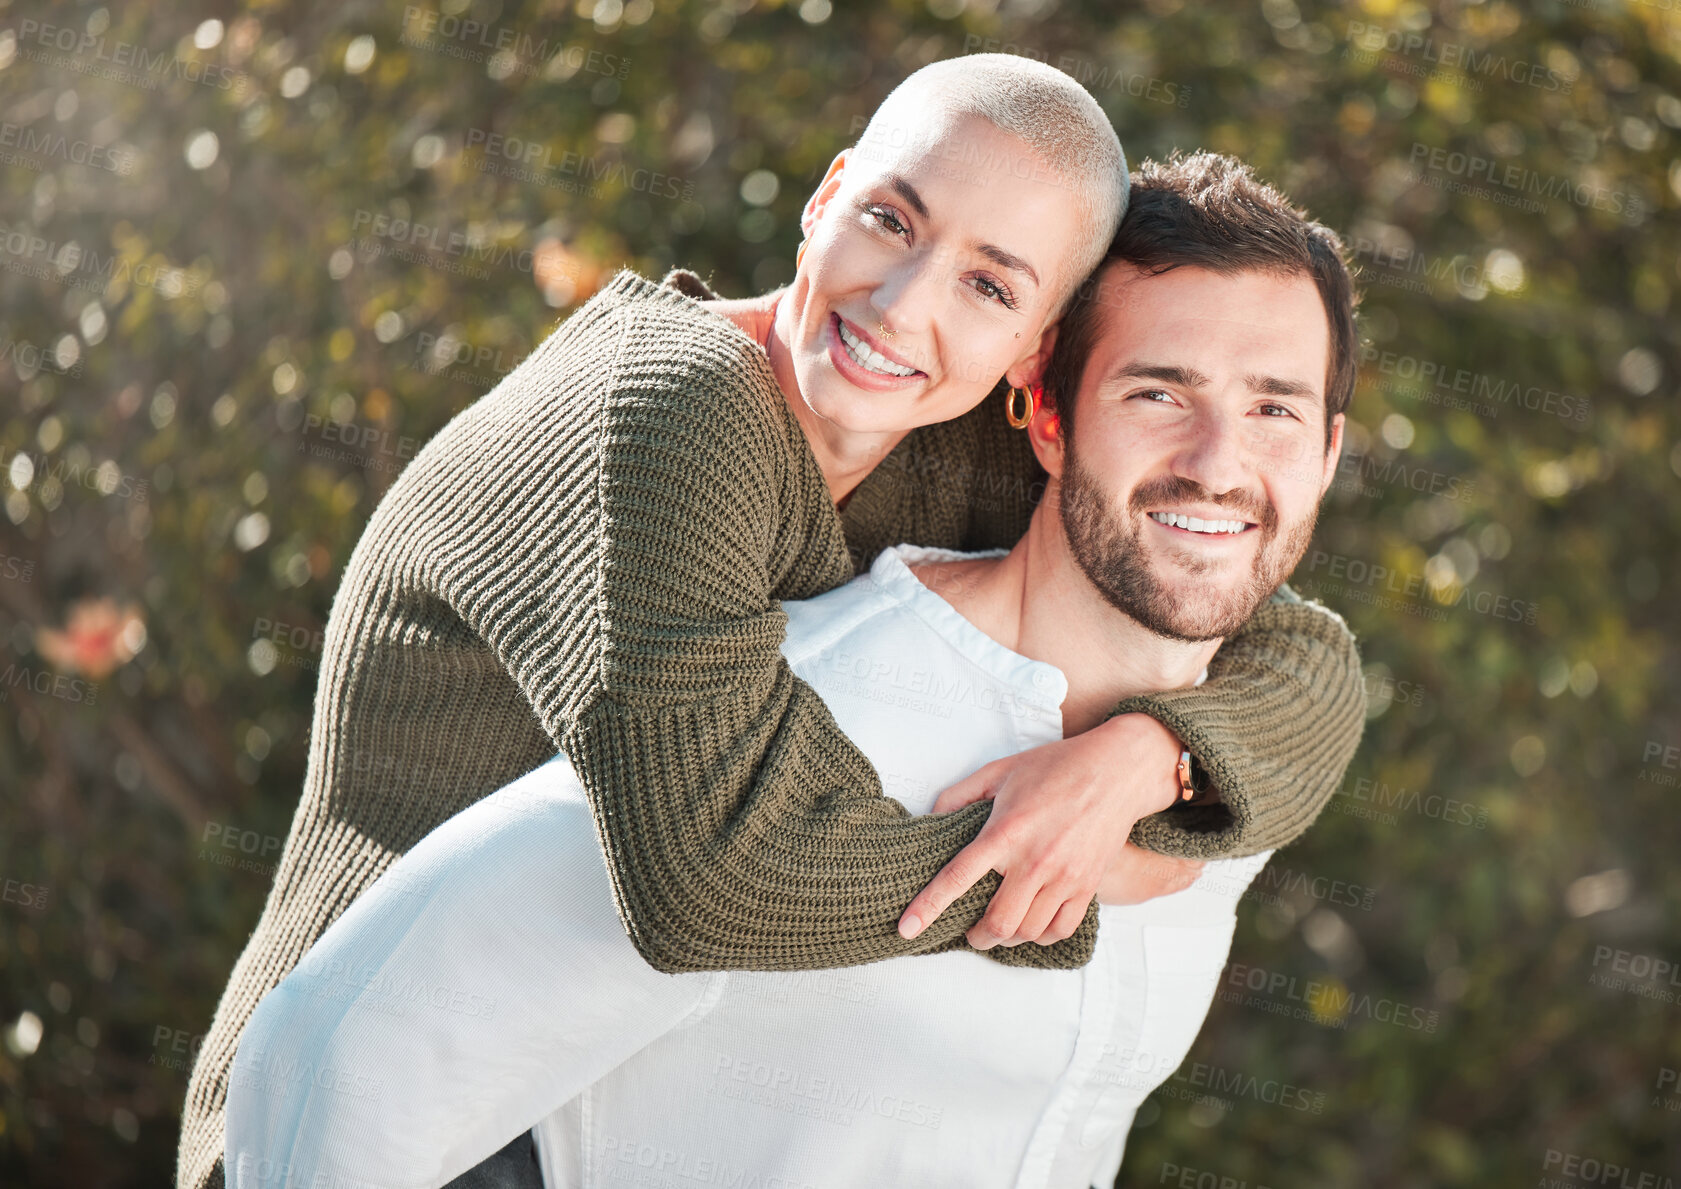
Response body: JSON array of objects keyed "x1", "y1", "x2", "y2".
[{"x1": 878, "y1": 320, "x2": 896, "y2": 340}]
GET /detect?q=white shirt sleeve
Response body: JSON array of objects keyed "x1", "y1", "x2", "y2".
[{"x1": 224, "y1": 756, "x2": 721, "y2": 1189}]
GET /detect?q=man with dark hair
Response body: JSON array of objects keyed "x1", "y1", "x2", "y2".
[
  {"x1": 1038, "y1": 149, "x2": 1358, "y2": 652},
  {"x1": 1047, "y1": 149, "x2": 1359, "y2": 449},
  {"x1": 226, "y1": 151, "x2": 1362, "y2": 1189}
]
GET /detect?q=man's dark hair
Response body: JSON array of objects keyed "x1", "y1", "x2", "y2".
[{"x1": 1043, "y1": 150, "x2": 1359, "y2": 449}]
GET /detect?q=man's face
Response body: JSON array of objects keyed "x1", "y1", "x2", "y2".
[{"x1": 1044, "y1": 263, "x2": 1344, "y2": 642}]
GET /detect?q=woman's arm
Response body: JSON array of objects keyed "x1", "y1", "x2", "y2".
[
  {"x1": 1117, "y1": 593, "x2": 1366, "y2": 858},
  {"x1": 436, "y1": 284, "x2": 1098, "y2": 972}
]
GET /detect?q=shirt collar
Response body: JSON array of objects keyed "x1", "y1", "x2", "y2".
[{"x1": 865, "y1": 545, "x2": 1070, "y2": 718}]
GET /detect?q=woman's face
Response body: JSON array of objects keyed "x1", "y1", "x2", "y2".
[{"x1": 781, "y1": 114, "x2": 1093, "y2": 437}]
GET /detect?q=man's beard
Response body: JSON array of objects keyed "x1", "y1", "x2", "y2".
[{"x1": 1058, "y1": 441, "x2": 1319, "y2": 642}]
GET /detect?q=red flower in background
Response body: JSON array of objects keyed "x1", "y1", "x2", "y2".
[{"x1": 36, "y1": 598, "x2": 147, "y2": 680}]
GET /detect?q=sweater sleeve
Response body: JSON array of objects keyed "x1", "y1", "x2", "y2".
[
  {"x1": 457, "y1": 293, "x2": 1095, "y2": 974},
  {"x1": 885, "y1": 396, "x2": 1367, "y2": 860},
  {"x1": 1116, "y1": 593, "x2": 1366, "y2": 858}
]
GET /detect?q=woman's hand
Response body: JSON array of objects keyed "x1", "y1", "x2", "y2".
[{"x1": 898, "y1": 713, "x2": 1187, "y2": 948}]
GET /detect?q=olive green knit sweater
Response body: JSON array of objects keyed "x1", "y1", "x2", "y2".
[{"x1": 177, "y1": 268, "x2": 1364, "y2": 1189}]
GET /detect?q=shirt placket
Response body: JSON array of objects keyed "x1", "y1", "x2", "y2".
[{"x1": 1008, "y1": 879, "x2": 1122, "y2": 1189}]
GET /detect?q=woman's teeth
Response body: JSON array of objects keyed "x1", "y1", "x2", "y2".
[
  {"x1": 837, "y1": 319, "x2": 916, "y2": 377},
  {"x1": 1149, "y1": 512, "x2": 1248, "y2": 535}
]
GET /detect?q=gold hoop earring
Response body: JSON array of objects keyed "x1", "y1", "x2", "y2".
[
  {"x1": 1005, "y1": 384, "x2": 1037, "y2": 430},
  {"x1": 796, "y1": 239, "x2": 809, "y2": 269}
]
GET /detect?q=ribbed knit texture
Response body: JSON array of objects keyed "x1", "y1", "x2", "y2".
[{"x1": 177, "y1": 268, "x2": 1363, "y2": 1189}]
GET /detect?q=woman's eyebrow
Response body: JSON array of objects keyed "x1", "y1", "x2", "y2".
[
  {"x1": 974, "y1": 244, "x2": 1040, "y2": 287},
  {"x1": 885, "y1": 173, "x2": 930, "y2": 217}
]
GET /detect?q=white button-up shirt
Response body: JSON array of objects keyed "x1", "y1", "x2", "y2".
[{"x1": 227, "y1": 546, "x2": 1271, "y2": 1189}]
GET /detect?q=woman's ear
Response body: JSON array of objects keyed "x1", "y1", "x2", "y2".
[
  {"x1": 801, "y1": 149, "x2": 851, "y2": 240},
  {"x1": 1005, "y1": 321, "x2": 1059, "y2": 392},
  {"x1": 1005, "y1": 322, "x2": 1065, "y2": 475}
]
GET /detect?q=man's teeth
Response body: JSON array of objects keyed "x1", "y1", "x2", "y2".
[
  {"x1": 1149, "y1": 511, "x2": 1248, "y2": 535},
  {"x1": 838, "y1": 320, "x2": 916, "y2": 377}
]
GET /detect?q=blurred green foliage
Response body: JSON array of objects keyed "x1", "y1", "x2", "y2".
[{"x1": 0, "y1": 0, "x2": 1677, "y2": 1184}]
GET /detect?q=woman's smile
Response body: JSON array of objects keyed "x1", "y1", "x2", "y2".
[{"x1": 826, "y1": 311, "x2": 926, "y2": 389}]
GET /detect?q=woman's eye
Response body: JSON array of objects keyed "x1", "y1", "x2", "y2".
[
  {"x1": 866, "y1": 205, "x2": 908, "y2": 237},
  {"x1": 971, "y1": 275, "x2": 1018, "y2": 310}
]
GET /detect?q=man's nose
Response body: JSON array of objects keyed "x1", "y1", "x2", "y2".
[{"x1": 1169, "y1": 408, "x2": 1254, "y2": 498}]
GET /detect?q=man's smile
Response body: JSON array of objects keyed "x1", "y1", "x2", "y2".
[{"x1": 1145, "y1": 510, "x2": 1257, "y2": 537}]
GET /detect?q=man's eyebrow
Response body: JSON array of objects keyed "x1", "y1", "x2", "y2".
[
  {"x1": 1106, "y1": 361, "x2": 1323, "y2": 402},
  {"x1": 1245, "y1": 373, "x2": 1322, "y2": 402},
  {"x1": 884, "y1": 174, "x2": 1040, "y2": 288},
  {"x1": 1108, "y1": 362, "x2": 1212, "y2": 389}
]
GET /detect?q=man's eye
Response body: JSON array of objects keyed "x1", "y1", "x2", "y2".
[
  {"x1": 1131, "y1": 388, "x2": 1176, "y2": 403},
  {"x1": 1258, "y1": 402, "x2": 1299, "y2": 418}
]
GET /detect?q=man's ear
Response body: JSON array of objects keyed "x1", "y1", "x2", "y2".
[
  {"x1": 1025, "y1": 386, "x2": 1067, "y2": 482},
  {"x1": 1318, "y1": 412, "x2": 1346, "y2": 499},
  {"x1": 801, "y1": 149, "x2": 850, "y2": 241}
]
